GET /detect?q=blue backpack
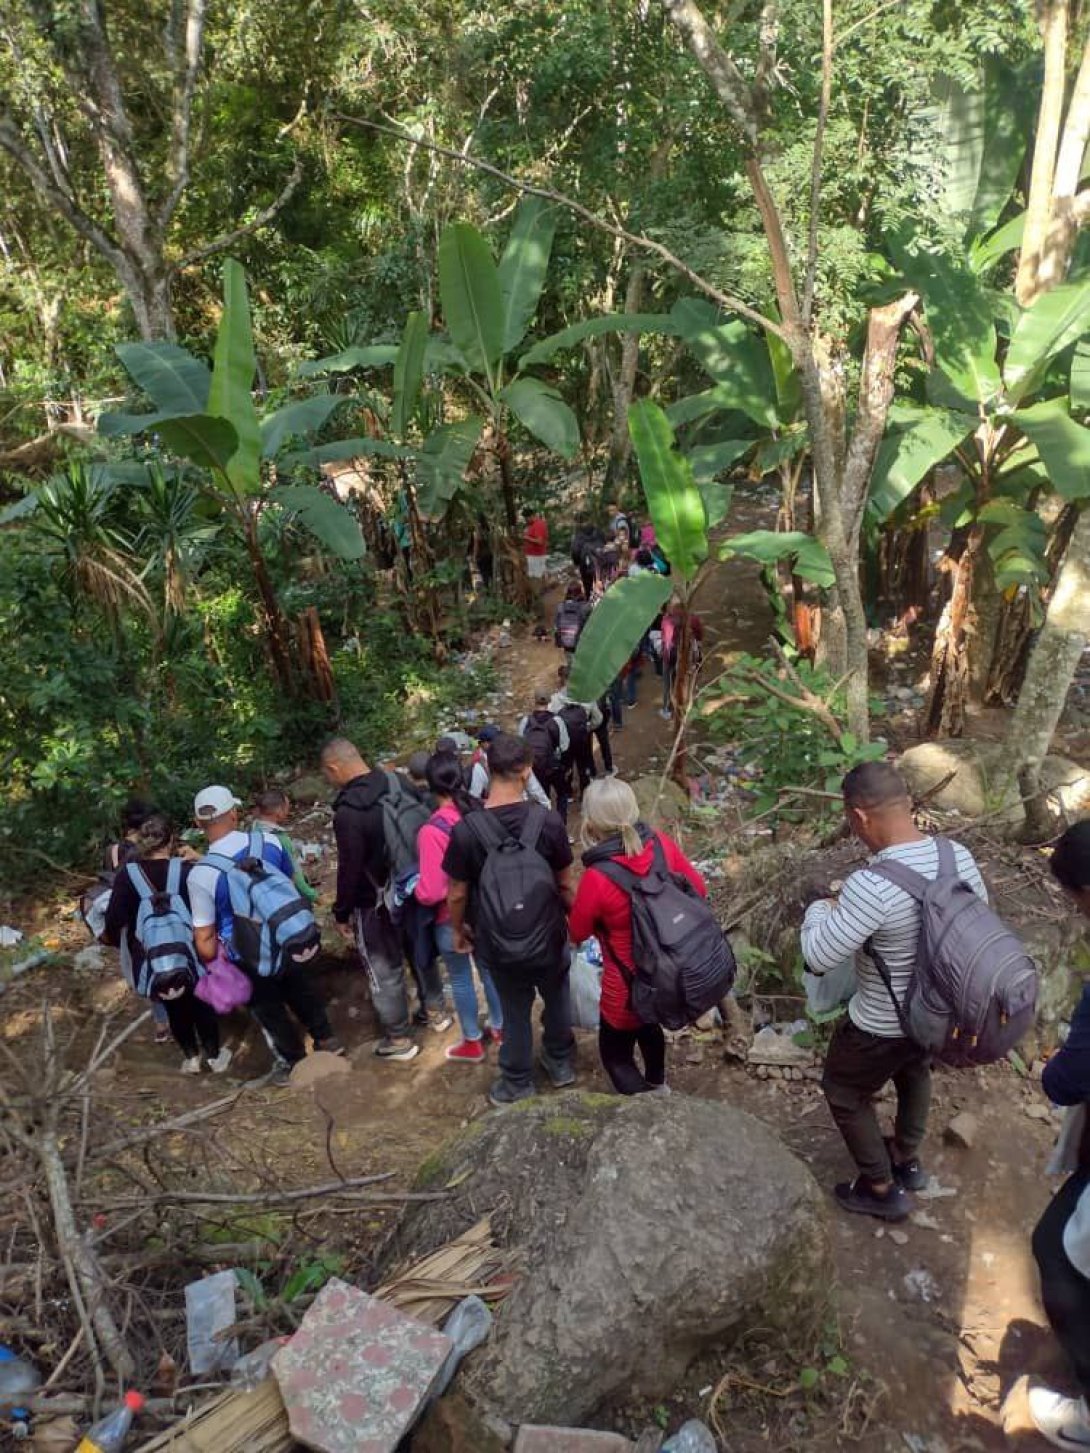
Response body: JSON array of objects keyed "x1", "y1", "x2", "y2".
[
  {"x1": 203, "y1": 831, "x2": 320, "y2": 979},
  {"x1": 127, "y1": 859, "x2": 201, "y2": 999}
]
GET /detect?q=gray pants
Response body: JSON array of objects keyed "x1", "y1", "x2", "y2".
[
  {"x1": 822, "y1": 1018, "x2": 931, "y2": 1183},
  {"x1": 352, "y1": 906, "x2": 411, "y2": 1036}
]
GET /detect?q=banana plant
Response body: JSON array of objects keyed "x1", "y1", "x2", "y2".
[
  {"x1": 567, "y1": 400, "x2": 708, "y2": 720},
  {"x1": 871, "y1": 245, "x2": 1090, "y2": 735},
  {"x1": 303, "y1": 198, "x2": 695, "y2": 528},
  {"x1": 97, "y1": 259, "x2": 366, "y2": 691}
]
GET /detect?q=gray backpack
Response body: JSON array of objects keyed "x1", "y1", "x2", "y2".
[{"x1": 867, "y1": 838, "x2": 1038, "y2": 1067}]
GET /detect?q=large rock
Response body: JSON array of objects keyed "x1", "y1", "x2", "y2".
[
  {"x1": 383, "y1": 1092, "x2": 829, "y2": 1427},
  {"x1": 898, "y1": 740, "x2": 1090, "y2": 823}
]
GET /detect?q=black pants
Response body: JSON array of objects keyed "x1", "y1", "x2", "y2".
[
  {"x1": 247, "y1": 960, "x2": 332, "y2": 1067},
  {"x1": 564, "y1": 740, "x2": 594, "y2": 796},
  {"x1": 821, "y1": 1018, "x2": 931, "y2": 1183},
  {"x1": 488, "y1": 954, "x2": 575, "y2": 1093},
  {"x1": 163, "y1": 992, "x2": 220, "y2": 1059},
  {"x1": 1033, "y1": 1169, "x2": 1090, "y2": 1400},
  {"x1": 540, "y1": 766, "x2": 570, "y2": 825},
  {"x1": 592, "y1": 714, "x2": 613, "y2": 774},
  {"x1": 599, "y1": 1020, "x2": 665, "y2": 1094}
]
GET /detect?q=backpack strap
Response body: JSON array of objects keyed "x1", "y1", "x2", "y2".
[
  {"x1": 202, "y1": 851, "x2": 239, "y2": 874},
  {"x1": 864, "y1": 941, "x2": 916, "y2": 1042},
  {"x1": 165, "y1": 858, "x2": 183, "y2": 896},
  {"x1": 519, "y1": 804, "x2": 548, "y2": 854},
  {"x1": 934, "y1": 836, "x2": 959, "y2": 879},
  {"x1": 126, "y1": 862, "x2": 156, "y2": 901},
  {"x1": 864, "y1": 856, "x2": 929, "y2": 900},
  {"x1": 248, "y1": 829, "x2": 264, "y2": 861},
  {"x1": 463, "y1": 809, "x2": 511, "y2": 853}
]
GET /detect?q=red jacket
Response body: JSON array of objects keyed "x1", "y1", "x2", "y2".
[{"x1": 569, "y1": 832, "x2": 706, "y2": 1030}]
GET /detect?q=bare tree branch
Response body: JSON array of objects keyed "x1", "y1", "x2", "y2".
[
  {"x1": 171, "y1": 156, "x2": 305, "y2": 272},
  {"x1": 659, "y1": 0, "x2": 759, "y2": 146},
  {"x1": 0, "y1": 113, "x2": 123, "y2": 269},
  {"x1": 159, "y1": 0, "x2": 208, "y2": 232},
  {"x1": 332, "y1": 114, "x2": 782, "y2": 338}
]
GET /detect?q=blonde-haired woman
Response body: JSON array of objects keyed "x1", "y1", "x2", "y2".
[{"x1": 569, "y1": 778, "x2": 707, "y2": 1094}]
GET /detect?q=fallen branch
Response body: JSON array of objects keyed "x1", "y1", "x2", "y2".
[{"x1": 78, "y1": 1173, "x2": 446, "y2": 1209}]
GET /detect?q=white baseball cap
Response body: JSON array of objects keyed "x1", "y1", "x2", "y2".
[{"x1": 194, "y1": 785, "x2": 242, "y2": 821}]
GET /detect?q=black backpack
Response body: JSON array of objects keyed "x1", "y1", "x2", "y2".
[
  {"x1": 557, "y1": 702, "x2": 589, "y2": 757},
  {"x1": 556, "y1": 600, "x2": 586, "y2": 651},
  {"x1": 463, "y1": 807, "x2": 567, "y2": 974},
  {"x1": 594, "y1": 837, "x2": 736, "y2": 1029},
  {"x1": 522, "y1": 713, "x2": 561, "y2": 781}
]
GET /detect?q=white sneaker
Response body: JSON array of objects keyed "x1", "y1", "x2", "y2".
[
  {"x1": 180, "y1": 1055, "x2": 202, "y2": 1075},
  {"x1": 1029, "y1": 1387, "x2": 1090, "y2": 1449},
  {"x1": 207, "y1": 1047, "x2": 233, "y2": 1074}
]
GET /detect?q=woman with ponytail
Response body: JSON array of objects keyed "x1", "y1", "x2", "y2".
[
  {"x1": 569, "y1": 777, "x2": 706, "y2": 1094},
  {"x1": 416, "y1": 752, "x2": 504, "y2": 1062}
]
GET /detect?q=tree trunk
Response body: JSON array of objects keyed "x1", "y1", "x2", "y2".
[
  {"x1": 999, "y1": 507, "x2": 1090, "y2": 833},
  {"x1": 604, "y1": 261, "x2": 646, "y2": 495},
  {"x1": 296, "y1": 607, "x2": 336, "y2": 703},
  {"x1": 923, "y1": 535, "x2": 978, "y2": 738},
  {"x1": 1017, "y1": 0, "x2": 1069, "y2": 304},
  {"x1": 985, "y1": 503, "x2": 1079, "y2": 703},
  {"x1": 242, "y1": 510, "x2": 295, "y2": 693}
]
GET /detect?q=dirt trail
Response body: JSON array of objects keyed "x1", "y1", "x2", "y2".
[{"x1": 0, "y1": 486, "x2": 1069, "y2": 1450}]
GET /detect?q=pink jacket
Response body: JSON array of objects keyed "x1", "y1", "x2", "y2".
[{"x1": 415, "y1": 802, "x2": 461, "y2": 924}]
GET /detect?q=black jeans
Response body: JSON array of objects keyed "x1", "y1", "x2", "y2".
[
  {"x1": 163, "y1": 992, "x2": 220, "y2": 1059},
  {"x1": 399, "y1": 901, "x2": 447, "y2": 1018},
  {"x1": 247, "y1": 960, "x2": 332, "y2": 1067},
  {"x1": 487, "y1": 953, "x2": 575, "y2": 1093},
  {"x1": 592, "y1": 713, "x2": 613, "y2": 775},
  {"x1": 1033, "y1": 1169, "x2": 1090, "y2": 1400},
  {"x1": 353, "y1": 905, "x2": 411, "y2": 1036},
  {"x1": 821, "y1": 1018, "x2": 931, "y2": 1183},
  {"x1": 599, "y1": 1020, "x2": 665, "y2": 1094}
]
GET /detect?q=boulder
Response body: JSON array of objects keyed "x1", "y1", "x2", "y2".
[
  {"x1": 289, "y1": 1051, "x2": 351, "y2": 1089},
  {"x1": 286, "y1": 772, "x2": 330, "y2": 806},
  {"x1": 383, "y1": 1092, "x2": 829, "y2": 1427},
  {"x1": 631, "y1": 775, "x2": 689, "y2": 827},
  {"x1": 898, "y1": 741, "x2": 1090, "y2": 823}
]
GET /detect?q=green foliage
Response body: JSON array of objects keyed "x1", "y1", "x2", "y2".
[
  {"x1": 719, "y1": 530, "x2": 835, "y2": 588},
  {"x1": 628, "y1": 401, "x2": 707, "y2": 582},
  {"x1": 701, "y1": 656, "x2": 885, "y2": 818},
  {"x1": 567, "y1": 572, "x2": 672, "y2": 703}
]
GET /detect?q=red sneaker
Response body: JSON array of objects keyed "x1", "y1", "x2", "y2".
[{"x1": 445, "y1": 1039, "x2": 486, "y2": 1063}]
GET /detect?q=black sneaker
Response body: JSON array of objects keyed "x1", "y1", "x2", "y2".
[
  {"x1": 884, "y1": 1137, "x2": 928, "y2": 1192},
  {"x1": 488, "y1": 1078, "x2": 536, "y2": 1108},
  {"x1": 265, "y1": 1064, "x2": 293, "y2": 1088},
  {"x1": 314, "y1": 1036, "x2": 346, "y2": 1057},
  {"x1": 538, "y1": 1055, "x2": 576, "y2": 1089},
  {"x1": 834, "y1": 1176, "x2": 913, "y2": 1222}
]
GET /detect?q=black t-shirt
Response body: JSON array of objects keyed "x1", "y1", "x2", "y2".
[{"x1": 442, "y1": 802, "x2": 572, "y2": 890}]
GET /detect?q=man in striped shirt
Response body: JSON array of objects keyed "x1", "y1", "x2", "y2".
[{"x1": 801, "y1": 762, "x2": 987, "y2": 1222}]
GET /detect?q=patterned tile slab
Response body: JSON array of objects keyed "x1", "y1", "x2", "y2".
[{"x1": 273, "y1": 1279, "x2": 453, "y2": 1453}]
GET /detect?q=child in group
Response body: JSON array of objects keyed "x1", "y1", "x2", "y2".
[{"x1": 251, "y1": 789, "x2": 319, "y2": 904}]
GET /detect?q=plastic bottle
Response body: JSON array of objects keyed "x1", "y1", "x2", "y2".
[
  {"x1": 76, "y1": 1391, "x2": 145, "y2": 1452},
  {"x1": 0, "y1": 1345, "x2": 40, "y2": 1410}
]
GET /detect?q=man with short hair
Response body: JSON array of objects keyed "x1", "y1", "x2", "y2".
[
  {"x1": 801, "y1": 762, "x2": 987, "y2": 1222},
  {"x1": 189, "y1": 785, "x2": 339, "y2": 1084},
  {"x1": 321, "y1": 738, "x2": 447, "y2": 1062},
  {"x1": 469, "y1": 724, "x2": 550, "y2": 807},
  {"x1": 443, "y1": 733, "x2": 576, "y2": 1106}
]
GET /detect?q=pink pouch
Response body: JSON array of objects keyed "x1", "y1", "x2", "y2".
[{"x1": 194, "y1": 951, "x2": 252, "y2": 1013}]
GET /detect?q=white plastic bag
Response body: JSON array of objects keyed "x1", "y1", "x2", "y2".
[
  {"x1": 802, "y1": 953, "x2": 857, "y2": 1015},
  {"x1": 568, "y1": 948, "x2": 602, "y2": 1031},
  {"x1": 185, "y1": 1270, "x2": 239, "y2": 1375}
]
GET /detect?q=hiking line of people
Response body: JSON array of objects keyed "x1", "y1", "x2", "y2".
[{"x1": 86, "y1": 486, "x2": 1089, "y2": 1445}]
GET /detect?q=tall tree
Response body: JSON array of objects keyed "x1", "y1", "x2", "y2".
[
  {"x1": 0, "y1": 0, "x2": 305, "y2": 339},
  {"x1": 658, "y1": 0, "x2": 918, "y2": 741}
]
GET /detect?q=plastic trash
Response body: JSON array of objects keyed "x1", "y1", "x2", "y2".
[
  {"x1": 661, "y1": 1419, "x2": 717, "y2": 1452},
  {"x1": 230, "y1": 1337, "x2": 289, "y2": 1391},
  {"x1": 568, "y1": 948, "x2": 603, "y2": 1031},
  {"x1": 0, "y1": 927, "x2": 23, "y2": 948},
  {"x1": 75, "y1": 1391, "x2": 145, "y2": 1452},
  {"x1": 0, "y1": 1345, "x2": 40, "y2": 1415},
  {"x1": 185, "y1": 1270, "x2": 239, "y2": 1375},
  {"x1": 802, "y1": 953, "x2": 857, "y2": 1015},
  {"x1": 430, "y1": 1294, "x2": 492, "y2": 1401}
]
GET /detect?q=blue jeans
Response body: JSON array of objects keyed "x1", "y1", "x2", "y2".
[
  {"x1": 624, "y1": 667, "x2": 638, "y2": 706},
  {"x1": 435, "y1": 921, "x2": 503, "y2": 1041}
]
